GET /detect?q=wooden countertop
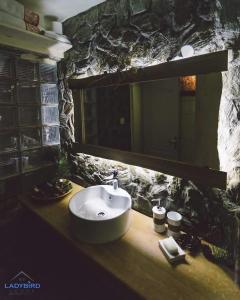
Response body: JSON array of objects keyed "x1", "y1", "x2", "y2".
[{"x1": 21, "y1": 183, "x2": 240, "y2": 300}]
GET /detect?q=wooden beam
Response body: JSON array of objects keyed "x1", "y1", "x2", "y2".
[
  {"x1": 72, "y1": 143, "x2": 227, "y2": 190},
  {"x1": 69, "y1": 50, "x2": 228, "y2": 89}
]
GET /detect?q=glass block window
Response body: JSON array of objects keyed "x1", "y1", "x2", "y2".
[{"x1": 0, "y1": 50, "x2": 60, "y2": 180}]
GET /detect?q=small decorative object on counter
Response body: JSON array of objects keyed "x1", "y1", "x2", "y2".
[
  {"x1": 31, "y1": 179, "x2": 73, "y2": 202},
  {"x1": 202, "y1": 244, "x2": 233, "y2": 267},
  {"x1": 159, "y1": 236, "x2": 186, "y2": 263},
  {"x1": 152, "y1": 206, "x2": 166, "y2": 233},
  {"x1": 176, "y1": 233, "x2": 201, "y2": 254},
  {"x1": 167, "y1": 211, "x2": 182, "y2": 239}
]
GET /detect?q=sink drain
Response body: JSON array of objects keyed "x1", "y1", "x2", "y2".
[{"x1": 97, "y1": 211, "x2": 106, "y2": 217}]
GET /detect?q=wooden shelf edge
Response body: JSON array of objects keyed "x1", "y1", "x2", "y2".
[
  {"x1": 0, "y1": 22, "x2": 72, "y2": 61},
  {"x1": 73, "y1": 143, "x2": 227, "y2": 190},
  {"x1": 69, "y1": 50, "x2": 228, "y2": 89}
]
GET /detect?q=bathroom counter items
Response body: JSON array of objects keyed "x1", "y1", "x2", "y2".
[
  {"x1": 159, "y1": 237, "x2": 186, "y2": 263},
  {"x1": 21, "y1": 182, "x2": 240, "y2": 300}
]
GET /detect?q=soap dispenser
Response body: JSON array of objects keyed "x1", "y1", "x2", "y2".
[{"x1": 152, "y1": 200, "x2": 166, "y2": 234}]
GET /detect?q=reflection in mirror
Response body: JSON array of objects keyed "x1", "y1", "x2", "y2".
[{"x1": 80, "y1": 73, "x2": 222, "y2": 170}]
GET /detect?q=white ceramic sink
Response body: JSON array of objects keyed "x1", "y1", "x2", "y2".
[{"x1": 68, "y1": 185, "x2": 132, "y2": 244}]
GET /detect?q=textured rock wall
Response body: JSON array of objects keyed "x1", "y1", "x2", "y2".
[
  {"x1": 63, "y1": 0, "x2": 218, "y2": 75},
  {"x1": 58, "y1": 61, "x2": 75, "y2": 150},
  {"x1": 62, "y1": 0, "x2": 240, "y2": 185},
  {"x1": 60, "y1": 0, "x2": 240, "y2": 253}
]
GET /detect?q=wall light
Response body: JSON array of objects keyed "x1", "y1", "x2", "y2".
[
  {"x1": 179, "y1": 76, "x2": 197, "y2": 94},
  {"x1": 181, "y1": 45, "x2": 194, "y2": 58}
]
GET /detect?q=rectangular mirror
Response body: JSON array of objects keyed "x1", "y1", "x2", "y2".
[{"x1": 78, "y1": 72, "x2": 222, "y2": 171}]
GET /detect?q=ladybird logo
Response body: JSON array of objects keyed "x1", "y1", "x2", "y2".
[{"x1": 4, "y1": 271, "x2": 40, "y2": 296}]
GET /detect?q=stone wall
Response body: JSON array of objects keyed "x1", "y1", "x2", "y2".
[
  {"x1": 60, "y1": 0, "x2": 240, "y2": 253},
  {"x1": 62, "y1": 0, "x2": 240, "y2": 185},
  {"x1": 63, "y1": 0, "x2": 218, "y2": 74}
]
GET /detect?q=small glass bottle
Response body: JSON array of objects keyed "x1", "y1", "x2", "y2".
[{"x1": 152, "y1": 206, "x2": 166, "y2": 234}]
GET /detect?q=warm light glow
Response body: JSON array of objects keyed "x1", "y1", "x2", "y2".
[{"x1": 179, "y1": 76, "x2": 197, "y2": 93}]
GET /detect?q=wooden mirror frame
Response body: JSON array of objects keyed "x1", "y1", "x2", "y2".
[{"x1": 70, "y1": 50, "x2": 228, "y2": 189}]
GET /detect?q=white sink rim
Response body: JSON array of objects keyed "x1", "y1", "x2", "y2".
[{"x1": 68, "y1": 185, "x2": 132, "y2": 222}]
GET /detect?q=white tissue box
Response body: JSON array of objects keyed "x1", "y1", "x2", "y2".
[
  {"x1": 0, "y1": 0, "x2": 24, "y2": 19},
  {"x1": 49, "y1": 21, "x2": 63, "y2": 35}
]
